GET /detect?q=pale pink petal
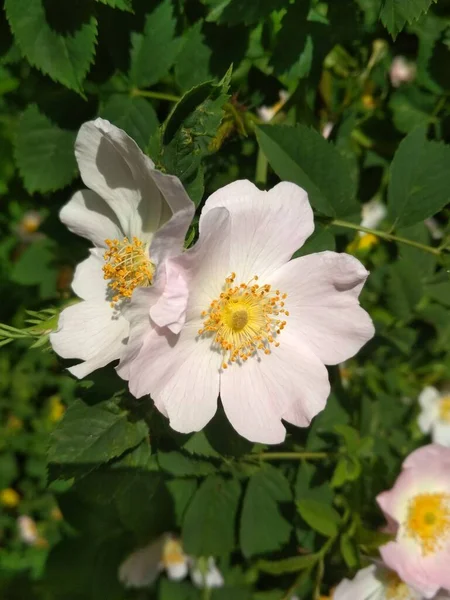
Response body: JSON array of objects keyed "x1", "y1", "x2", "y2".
[
  {"x1": 50, "y1": 300, "x2": 129, "y2": 378},
  {"x1": 60, "y1": 189, "x2": 123, "y2": 248},
  {"x1": 419, "y1": 387, "x2": 441, "y2": 410},
  {"x1": 380, "y1": 542, "x2": 442, "y2": 598},
  {"x1": 149, "y1": 203, "x2": 194, "y2": 266},
  {"x1": 72, "y1": 249, "x2": 108, "y2": 302},
  {"x1": 150, "y1": 261, "x2": 189, "y2": 335},
  {"x1": 219, "y1": 334, "x2": 330, "y2": 444},
  {"x1": 333, "y1": 565, "x2": 384, "y2": 600},
  {"x1": 75, "y1": 119, "x2": 161, "y2": 238},
  {"x1": 433, "y1": 423, "x2": 450, "y2": 447},
  {"x1": 126, "y1": 323, "x2": 221, "y2": 433},
  {"x1": 200, "y1": 180, "x2": 314, "y2": 280},
  {"x1": 269, "y1": 251, "x2": 374, "y2": 365},
  {"x1": 403, "y1": 444, "x2": 450, "y2": 471}
]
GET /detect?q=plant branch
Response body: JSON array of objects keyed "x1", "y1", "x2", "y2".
[
  {"x1": 130, "y1": 88, "x2": 181, "y2": 102},
  {"x1": 249, "y1": 451, "x2": 328, "y2": 462},
  {"x1": 329, "y1": 218, "x2": 442, "y2": 256}
]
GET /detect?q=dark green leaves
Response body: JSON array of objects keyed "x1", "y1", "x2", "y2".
[
  {"x1": 297, "y1": 499, "x2": 341, "y2": 537},
  {"x1": 129, "y1": 0, "x2": 182, "y2": 88},
  {"x1": 5, "y1": 0, "x2": 97, "y2": 92},
  {"x1": 48, "y1": 400, "x2": 148, "y2": 466},
  {"x1": 380, "y1": 0, "x2": 436, "y2": 39},
  {"x1": 388, "y1": 127, "x2": 450, "y2": 228},
  {"x1": 182, "y1": 475, "x2": 241, "y2": 556},
  {"x1": 15, "y1": 105, "x2": 77, "y2": 193},
  {"x1": 175, "y1": 23, "x2": 212, "y2": 92},
  {"x1": 240, "y1": 465, "x2": 292, "y2": 557},
  {"x1": 100, "y1": 95, "x2": 159, "y2": 151},
  {"x1": 257, "y1": 125, "x2": 359, "y2": 218},
  {"x1": 160, "y1": 69, "x2": 231, "y2": 204}
]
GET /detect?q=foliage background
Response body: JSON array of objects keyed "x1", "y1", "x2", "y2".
[{"x1": 0, "y1": 0, "x2": 449, "y2": 598}]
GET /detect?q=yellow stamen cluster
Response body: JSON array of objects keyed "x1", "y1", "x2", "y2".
[
  {"x1": 439, "y1": 396, "x2": 450, "y2": 423},
  {"x1": 405, "y1": 492, "x2": 450, "y2": 555},
  {"x1": 162, "y1": 538, "x2": 186, "y2": 569},
  {"x1": 103, "y1": 237, "x2": 154, "y2": 307},
  {"x1": 198, "y1": 273, "x2": 288, "y2": 369}
]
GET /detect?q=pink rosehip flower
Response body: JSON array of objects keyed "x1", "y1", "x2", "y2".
[
  {"x1": 390, "y1": 56, "x2": 417, "y2": 87},
  {"x1": 50, "y1": 119, "x2": 194, "y2": 378},
  {"x1": 119, "y1": 180, "x2": 374, "y2": 444},
  {"x1": 377, "y1": 444, "x2": 450, "y2": 598}
]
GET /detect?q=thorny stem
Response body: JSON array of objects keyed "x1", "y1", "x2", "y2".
[
  {"x1": 130, "y1": 88, "x2": 181, "y2": 102},
  {"x1": 329, "y1": 218, "x2": 444, "y2": 256}
]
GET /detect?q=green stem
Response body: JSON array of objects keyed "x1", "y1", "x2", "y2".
[
  {"x1": 130, "y1": 88, "x2": 181, "y2": 102},
  {"x1": 329, "y1": 218, "x2": 442, "y2": 256},
  {"x1": 250, "y1": 451, "x2": 328, "y2": 461},
  {"x1": 202, "y1": 586, "x2": 212, "y2": 600},
  {"x1": 255, "y1": 148, "x2": 268, "y2": 186}
]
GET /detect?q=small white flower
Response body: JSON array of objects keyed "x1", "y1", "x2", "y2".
[
  {"x1": 424, "y1": 218, "x2": 444, "y2": 240},
  {"x1": 360, "y1": 199, "x2": 387, "y2": 232},
  {"x1": 17, "y1": 515, "x2": 39, "y2": 545},
  {"x1": 333, "y1": 563, "x2": 449, "y2": 599},
  {"x1": 50, "y1": 119, "x2": 194, "y2": 378},
  {"x1": 390, "y1": 56, "x2": 416, "y2": 88},
  {"x1": 418, "y1": 386, "x2": 450, "y2": 447},
  {"x1": 191, "y1": 557, "x2": 224, "y2": 589},
  {"x1": 321, "y1": 122, "x2": 334, "y2": 139}
]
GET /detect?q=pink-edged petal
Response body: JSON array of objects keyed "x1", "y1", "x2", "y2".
[
  {"x1": 403, "y1": 444, "x2": 450, "y2": 471},
  {"x1": 150, "y1": 261, "x2": 189, "y2": 335},
  {"x1": 269, "y1": 251, "x2": 374, "y2": 365},
  {"x1": 126, "y1": 322, "x2": 221, "y2": 433},
  {"x1": 50, "y1": 300, "x2": 129, "y2": 378},
  {"x1": 75, "y1": 119, "x2": 162, "y2": 240},
  {"x1": 219, "y1": 334, "x2": 330, "y2": 444},
  {"x1": 380, "y1": 541, "x2": 442, "y2": 598},
  {"x1": 72, "y1": 248, "x2": 108, "y2": 302},
  {"x1": 200, "y1": 180, "x2": 314, "y2": 281},
  {"x1": 60, "y1": 189, "x2": 123, "y2": 248}
]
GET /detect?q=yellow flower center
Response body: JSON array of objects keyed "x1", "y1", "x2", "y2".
[
  {"x1": 439, "y1": 396, "x2": 450, "y2": 423},
  {"x1": 405, "y1": 492, "x2": 450, "y2": 555},
  {"x1": 162, "y1": 538, "x2": 186, "y2": 569},
  {"x1": 385, "y1": 571, "x2": 414, "y2": 599},
  {"x1": 103, "y1": 237, "x2": 154, "y2": 307},
  {"x1": 198, "y1": 273, "x2": 288, "y2": 369}
]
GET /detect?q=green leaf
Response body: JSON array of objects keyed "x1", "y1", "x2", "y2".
[
  {"x1": 159, "y1": 580, "x2": 201, "y2": 600},
  {"x1": 257, "y1": 125, "x2": 359, "y2": 218},
  {"x1": 297, "y1": 499, "x2": 341, "y2": 537},
  {"x1": 217, "y1": 0, "x2": 285, "y2": 25},
  {"x1": 388, "y1": 127, "x2": 450, "y2": 228},
  {"x1": 340, "y1": 533, "x2": 359, "y2": 568},
  {"x1": 15, "y1": 105, "x2": 77, "y2": 194},
  {"x1": 48, "y1": 400, "x2": 148, "y2": 467},
  {"x1": 256, "y1": 554, "x2": 318, "y2": 575},
  {"x1": 100, "y1": 94, "x2": 159, "y2": 151},
  {"x1": 380, "y1": 0, "x2": 435, "y2": 39},
  {"x1": 167, "y1": 479, "x2": 198, "y2": 526},
  {"x1": 95, "y1": 0, "x2": 133, "y2": 10},
  {"x1": 175, "y1": 22, "x2": 212, "y2": 92},
  {"x1": 240, "y1": 465, "x2": 292, "y2": 558},
  {"x1": 182, "y1": 475, "x2": 241, "y2": 556},
  {"x1": 10, "y1": 238, "x2": 57, "y2": 299},
  {"x1": 129, "y1": 0, "x2": 182, "y2": 88},
  {"x1": 157, "y1": 451, "x2": 217, "y2": 477},
  {"x1": 293, "y1": 224, "x2": 336, "y2": 258},
  {"x1": 5, "y1": 0, "x2": 97, "y2": 92},
  {"x1": 386, "y1": 258, "x2": 424, "y2": 320},
  {"x1": 160, "y1": 69, "x2": 231, "y2": 205}
]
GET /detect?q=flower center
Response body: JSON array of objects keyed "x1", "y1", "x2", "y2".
[
  {"x1": 439, "y1": 396, "x2": 450, "y2": 423},
  {"x1": 103, "y1": 237, "x2": 154, "y2": 307},
  {"x1": 385, "y1": 572, "x2": 415, "y2": 600},
  {"x1": 198, "y1": 273, "x2": 288, "y2": 369},
  {"x1": 161, "y1": 538, "x2": 186, "y2": 569},
  {"x1": 405, "y1": 492, "x2": 450, "y2": 555}
]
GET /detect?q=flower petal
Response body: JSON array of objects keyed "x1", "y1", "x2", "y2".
[
  {"x1": 126, "y1": 323, "x2": 221, "y2": 433},
  {"x1": 269, "y1": 251, "x2": 374, "y2": 365},
  {"x1": 150, "y1": 202, "x2": 195, "y2": 266},
  {"x1": 219, "y1": 334, "x2": 330, "y2": 444},
  {"x1": 118, "y1": 537, "x2": 165, "y2": 589},
  {"x1": 72, "y1": 249, "x2": 108, "y2": 302},
  {"x1": 432, "y1": 423, "x2": 450, "y2": 447},
  {"x1": 150, "y1": 261, "x2": 189, "y2": 335},
  {"x1": 75, "y1": 119, "x2": 162, "y2": 240},
  {"x1": 50, "y1": 300, "x2": 129, "y2": 378},
  {"x1": 419, "y1": 386, "x2": 441, "y2": 410},
  {"x1": 333, "y1": 565, "x2": 385, "y2": 600},
  {"x1": 60, "y1": 189, "x2": 123, "y2": 248},
  {"x1": 201, "y1": 180, "x2": 314, "y2": 280}
]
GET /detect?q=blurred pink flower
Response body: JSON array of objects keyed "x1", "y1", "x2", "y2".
[
  {"x1": 390, "y1": 56, "x2": 416, "y2": 87},
  {"x1": 377, "y1": 445, "x2": 450, "y2": 597},
  {"x1": 119, "y1": 180, "x2": 374, "y2": 444}
]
